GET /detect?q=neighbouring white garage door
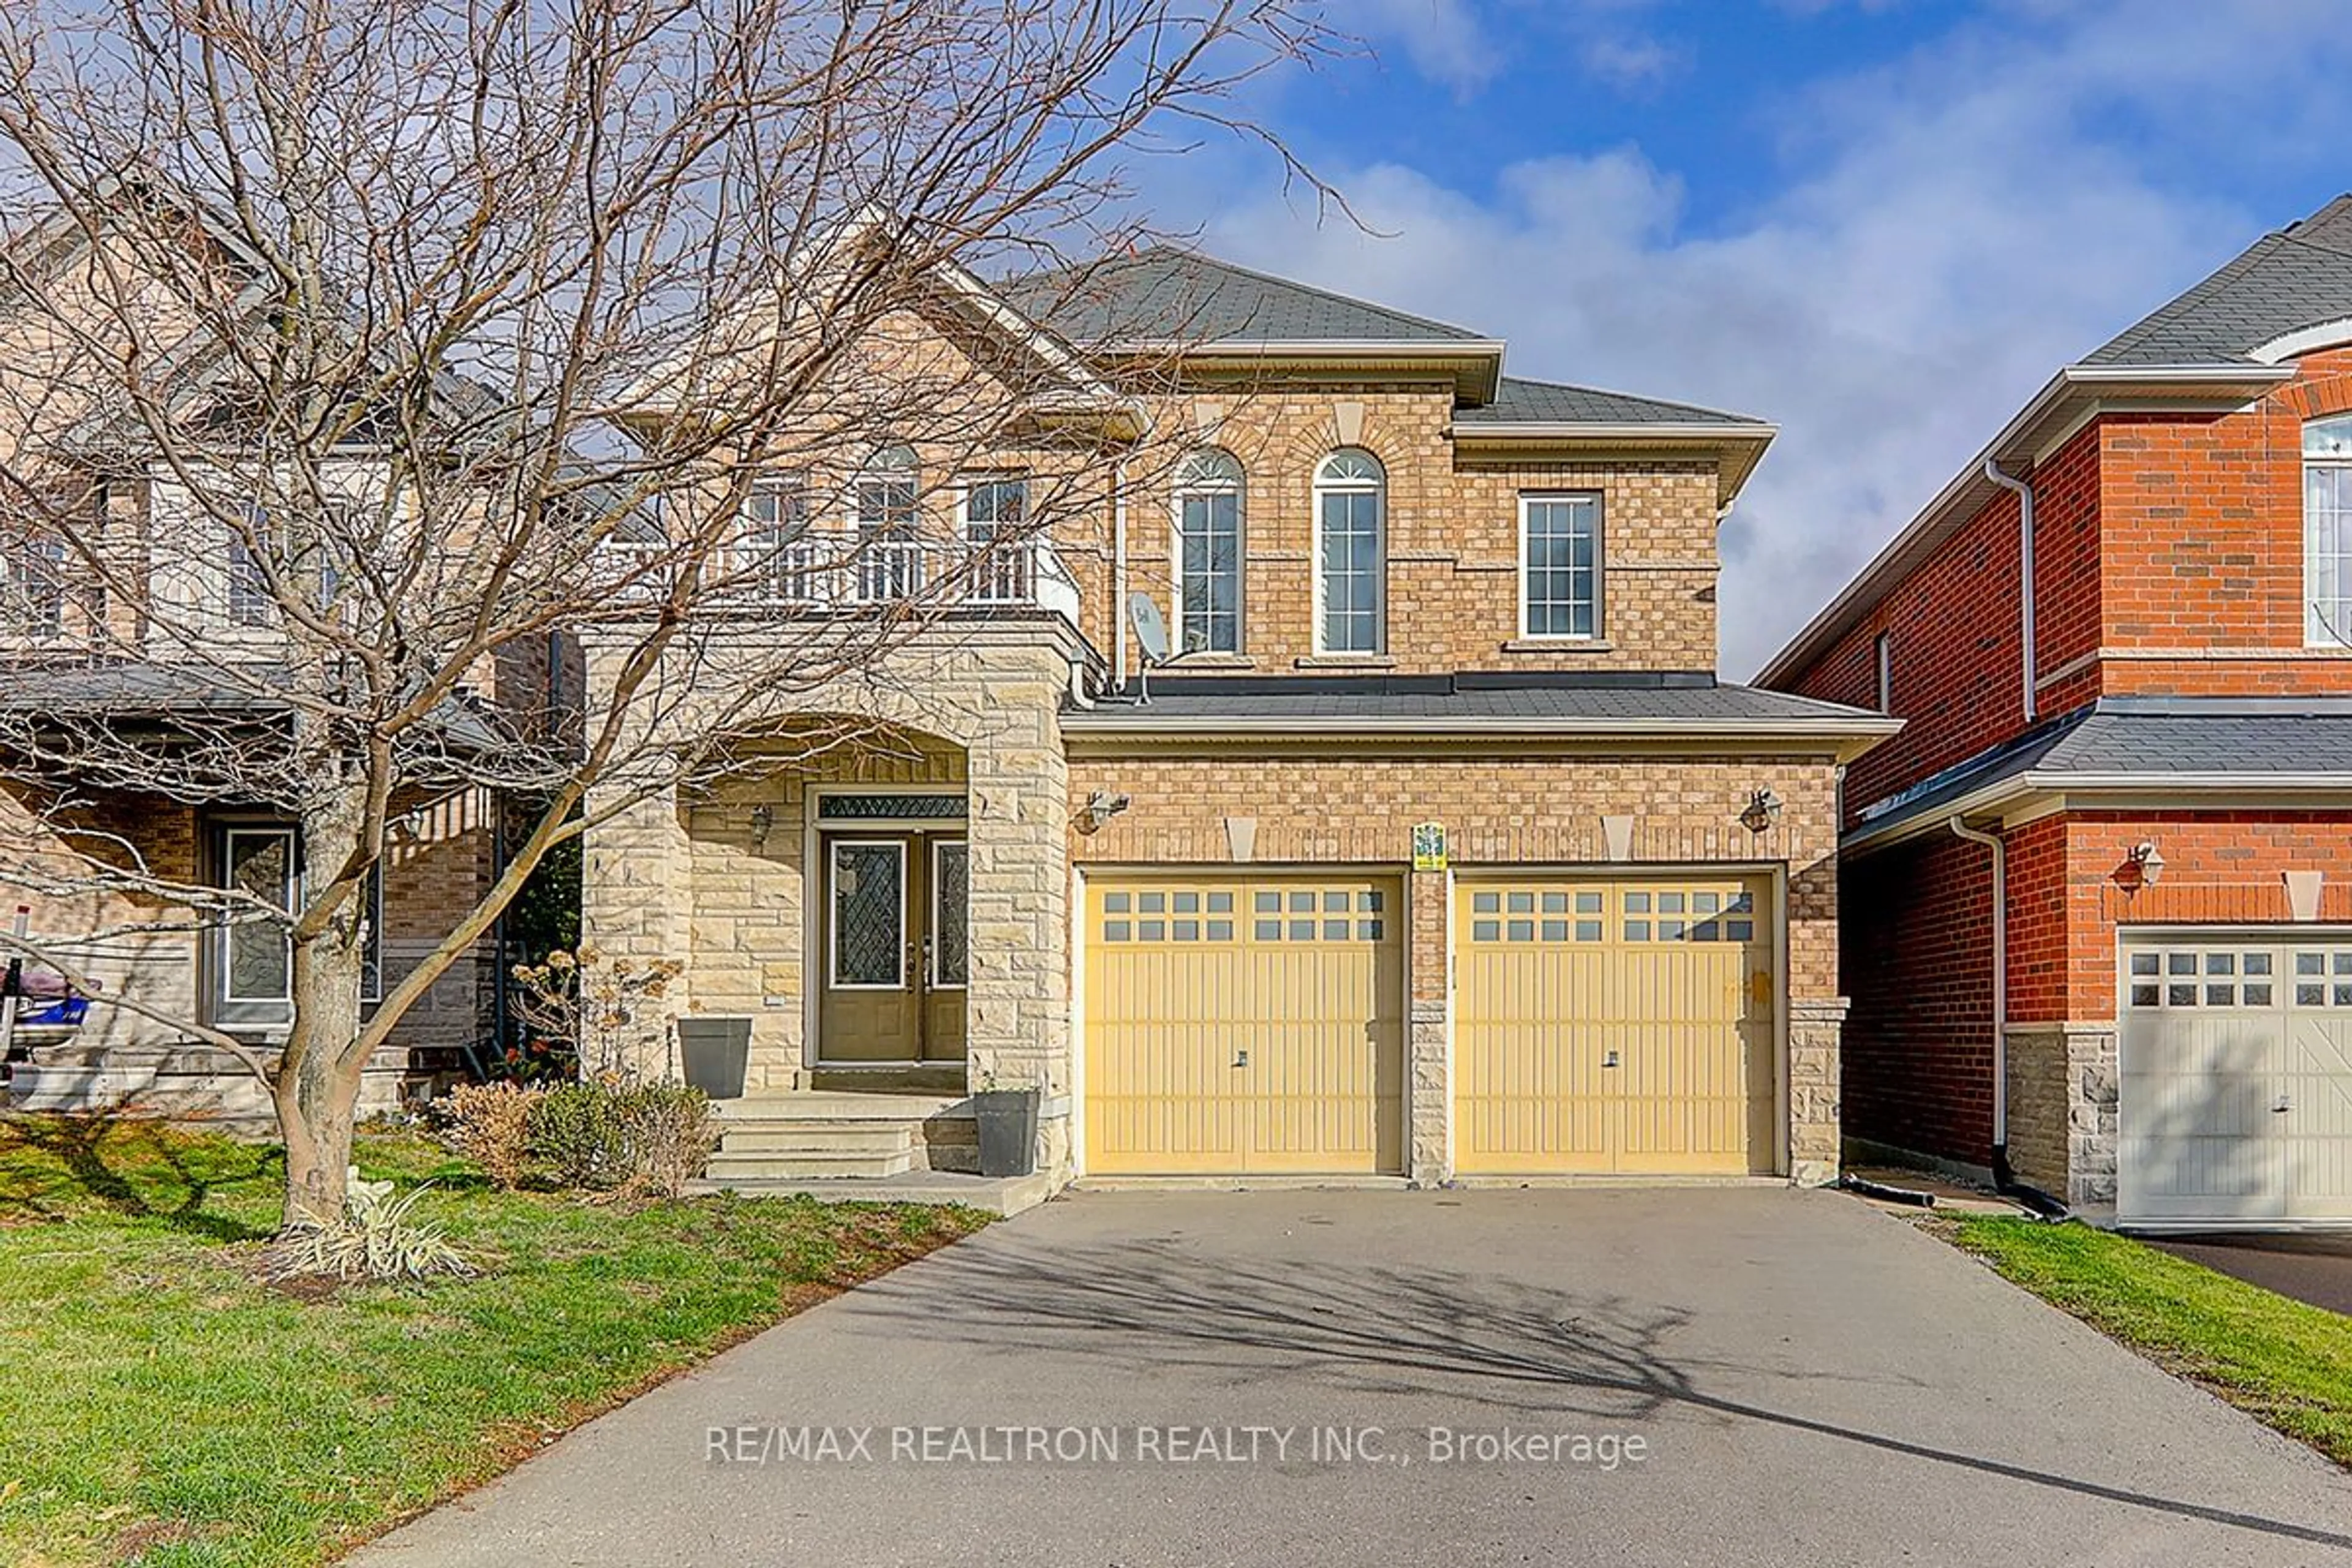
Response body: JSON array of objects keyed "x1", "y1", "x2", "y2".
[{"x1": 2119, "y1": 933, "x2": 2352, "y2": 1226}]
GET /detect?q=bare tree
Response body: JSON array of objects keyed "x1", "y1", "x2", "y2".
[{"x1": 0, "y1": 0, "x2": 1332, "y2": 1229}]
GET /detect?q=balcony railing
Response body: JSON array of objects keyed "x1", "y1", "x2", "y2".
[
  {"x1": 780, "y1": 534, "x2": 1074, "y2": 625},
  {"x1": 601, "y1": 530, "x2": 1080, "y2": 631}
]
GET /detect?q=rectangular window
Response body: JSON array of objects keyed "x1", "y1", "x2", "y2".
[
  {"x1": 931, "y1": 840, "x2": 969, "y2": 988},
  {"x1": 1874, "y1": 630, "x2": 1893, "y2": 714},
  {"x1": 961, "y1": 476, "x2": 1031, "y2": 602},
  {"x1": 227, "y1": 524, "x2": 273, "y2": 627},
  {"x1": 3, "y1": 532, "x2": 66, "y2": 639},
  {"x1": 743, "y1": 474, "x2": 812, "y2": 600},
  {"x1": 1177, "y1": 489, "x2": 1240, "y2": 653},
  {"x1": 1520, "y1": 494, "x2": 1600, "y2": 638}
]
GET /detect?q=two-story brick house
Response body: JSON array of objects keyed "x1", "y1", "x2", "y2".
[
  {"x1": 0, "y1": 203, "x2": 530, "y2": 1123},
  {"x1": 1762, "y1": 195, "x2": 2352, "y2": 1226},
  {"x1": 582, "y1": 249, "x2": 1896, "y2": 1189}
]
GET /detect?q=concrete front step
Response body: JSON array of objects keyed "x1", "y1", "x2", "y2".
[
  {"x1": 718, "y1": 1122, "x2": 916, "y2": 1155},
  {"x1": 708, "y1": 1146, "x2": 916, "y2": 1180},
  {"x1": 715, "y1": 1091, "x2": 969, "y2": 1122}
]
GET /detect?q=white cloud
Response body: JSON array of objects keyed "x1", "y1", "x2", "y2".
[
  {"x1": 1179, "y1": 3, "x2": 2352, "y2": 676},
  {"x1": 1343, "y1": 0, "x2": 1506, "y2": 97}
]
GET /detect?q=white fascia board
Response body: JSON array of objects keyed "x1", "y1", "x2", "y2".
[
  {"x1": 1448, "y1": 421, "x2": 1777, "y2": 442},
  {"x1": 1842, "y1": 768, "x2": 2352, "y2": 855},
  {"x1": 1061, "y1": 714, "x2": 1902, "y2": 741}
]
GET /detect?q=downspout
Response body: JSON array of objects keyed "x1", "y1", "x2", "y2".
[
  {"x1": 1111, "y1": 459, "x2": 1129, "y2": 695},
  {"x1": 1983, "y1": 460, "x2": 2036, "y2": 723},
  {"x1": 1947, "y1": 815, "x2": 2067, "y2": 1217}
]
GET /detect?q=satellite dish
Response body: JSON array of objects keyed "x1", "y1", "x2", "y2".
[
  {"x1": 1125, "y1": 592, "x2": 1170, "y2": 704},
  {"x1": 1127, "y1": 591, "x2": 1170, "y2": 665}
]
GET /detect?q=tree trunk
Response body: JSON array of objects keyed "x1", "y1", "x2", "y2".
[{"x1": 274, "y1": 802, "x2": 375, "y2": 1233}]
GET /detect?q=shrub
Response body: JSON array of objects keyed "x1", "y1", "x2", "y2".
[
  {"x1": 617, "y1": 1082, "x2": 717, "y2": 1202},
  {"x1": 529, "y1": 1080, "x2": 632, "y2": 1190},
  {"x1": 525, "y1": 1077, "x2": 716, "y2": 1199},
  {"x1": 443, "y1": 1081, "x2": 539, "y2": 1191},
  {"x1": 266, "y1": 1174, "x2": 473, "y2": 1283}
]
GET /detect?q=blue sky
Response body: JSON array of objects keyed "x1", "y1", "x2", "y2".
[{"x1": 1129, "y1": 1, "x2": 2352, "y2": 675}]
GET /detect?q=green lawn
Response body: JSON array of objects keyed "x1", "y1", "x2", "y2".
[
  {"x1": 1950, "y1": 1215, "x2": 2352, "y2": 1466},
  {"x1": 0, "y1": 1114, "x2": 988, "y2": 1567}
]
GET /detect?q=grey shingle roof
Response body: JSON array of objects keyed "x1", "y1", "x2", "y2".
[
  {"x1": 0, "y1": 661, "x2": 508, "y2": 752},
  {"x1": 1000, "y1": 250, "x2": 1485, "y2": 347},
  {"x1": 1065, "y1": 673, "x2": 1885, "y2": 728},
  {"x1": 1455, "y1": 375, "x2": 1763, "y2": 428},
  {"x1": 2084, "y1": 195, "x2": 2352, "y2": 366},
  {"x1": 1851, "y1": 696, "x2": 2352, "y2": 843}
]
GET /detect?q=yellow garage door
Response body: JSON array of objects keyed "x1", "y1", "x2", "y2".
[
  {"x1": 1454, "y1": 874, "x2": 1776, "y2": 1176},
  {"x1": 1083, "y1": 873, "x2": 1404, "y2": 1176}
]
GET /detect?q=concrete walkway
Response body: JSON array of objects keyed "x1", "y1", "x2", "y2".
[{"x1": 354, "y1": 1189, "x2": 2352, "y2": 1567}]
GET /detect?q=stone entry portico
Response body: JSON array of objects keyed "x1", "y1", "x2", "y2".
[{"x1": 581, "y1": 623, "x2": 1085, "y2": 1180}]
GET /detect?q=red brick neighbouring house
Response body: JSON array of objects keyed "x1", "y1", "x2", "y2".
[{"x1": 1761, "y1": 194, "x2": 2352, "y2": 1226}]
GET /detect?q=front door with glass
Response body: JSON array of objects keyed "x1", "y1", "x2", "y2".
[{"x1": 817, "y1": 831, "x2": 967, "y2": 1062}]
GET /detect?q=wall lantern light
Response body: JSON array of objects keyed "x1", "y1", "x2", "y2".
[
  {"x1": 1077, "y1": 790, "x2": 1132, "y2": 836},
  {"x1": 749, "y1": 804, "x2": 774, "y2": 846},
  {"x1": 2127, "y1": 839, "x2": 2165, "y2": 887},
  {"x1": 1738, "y1": 788, "x2": 1784, "y2": 836}
]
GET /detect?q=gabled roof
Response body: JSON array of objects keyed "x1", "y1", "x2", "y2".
[
  {"x1": 1456, "y1": 375, "x2": 1765, "y2": 430},
  {"x1": 2085, "y1": 195, "x2": 2352, "y2": 366},
  {"x1": 1000, "y1": 249, "x2": 1487, "y2": 347}
]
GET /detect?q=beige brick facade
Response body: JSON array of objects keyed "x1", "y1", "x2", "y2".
[{"x1": 1063, "y1": 744, "x2": 1847, "y2": 1183}]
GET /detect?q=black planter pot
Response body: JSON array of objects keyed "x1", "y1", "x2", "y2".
[
  {"x1": 971, "y1": 1087, "x2": 1040, "y2": 1178},
  {"x1": 675, "y1": 1016, "x2": 751, "y2": 1099}
]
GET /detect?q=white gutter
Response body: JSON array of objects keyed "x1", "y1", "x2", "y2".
[
  {"x1": 1449, "y1": 420, "x2": 1776, "y2": 441},
  {"x1": 1983, "y1": 460, "x2": 2037, "y2": 723},
  {"x1": 1062, "y1": 714, "x2": 1904, "y2": 741},
  {"x1": 1948, "y1": 816, "x2": 2008, "y2": 1154}
]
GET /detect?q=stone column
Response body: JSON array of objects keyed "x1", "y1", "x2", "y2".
[
  {"x1": 1406, "y1": 866, "x2": 1451, "y2": 1185},
  {"x1": 1787, "y1": 997, "x2": 1846, "y2": 1186},
  {"x1": 963, "y1": 659, "x2": 1073, "y2": 1178},
  {"x1": 580, "y1": 774, "x2": 693, "y2": 1080},
  {"x1": 2005, "y1": 1022, "x2": 2118, "y2": 1207}
]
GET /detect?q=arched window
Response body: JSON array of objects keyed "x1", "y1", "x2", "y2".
[
  {"x1": 2307, "y1": 416, "x2": 2352, "y2": 645},
  {"x1": 1314, "y1": 448, "x2": 1385, "y2": 654},
  {"x1": 1174, "y1": 449, "x2": 1243, "y2": 654}
]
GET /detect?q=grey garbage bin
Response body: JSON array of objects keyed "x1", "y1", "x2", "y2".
[{"x1": 676, "y1": 1016, "x2": 752, "y2": 1099}]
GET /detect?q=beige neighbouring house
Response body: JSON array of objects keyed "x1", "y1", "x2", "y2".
[{"x1": 581, "y1": 250, "x2": 1897, "y2": 1191}]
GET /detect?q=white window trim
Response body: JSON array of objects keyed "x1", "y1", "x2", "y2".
[
  {"x1": 929, "y1": 837, "x2": 968, "y2": 991},
  {"x1": 827, "y1": 838, "x2": 907, "y2": 992},
  {"x1": 2306, "y1": 417, "x2": 2352, "y2": 647},
  {"x1": 1171, "y1": 456, "x2": 1245, "y2": 655},
  {"x1": 1514, "y1": 491, "x2": 1603, "y2": 641},
  {"x1": 1311, "y1": 451, "x2": 1385, "y2": 656}
]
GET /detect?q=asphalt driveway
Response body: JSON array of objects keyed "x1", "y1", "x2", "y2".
[
  {"x1": 2151, "y1": 1231, "x2": 2352, "y2": 1317},
  {"x1": 356, "y1": 1189, "x2": 2352, "y2": 1567}
]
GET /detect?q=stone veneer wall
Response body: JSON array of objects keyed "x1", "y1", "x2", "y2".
[
  {"x1": 579, "y1": 623, "x2": 1080, "y2": 1175},
  {"x1": 2004, "y1": 1022, "x2": 2119, "y2": 1207},
  {"x1": 1064, "y1": 745, "x2": 1850, "y2": 1184}
]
